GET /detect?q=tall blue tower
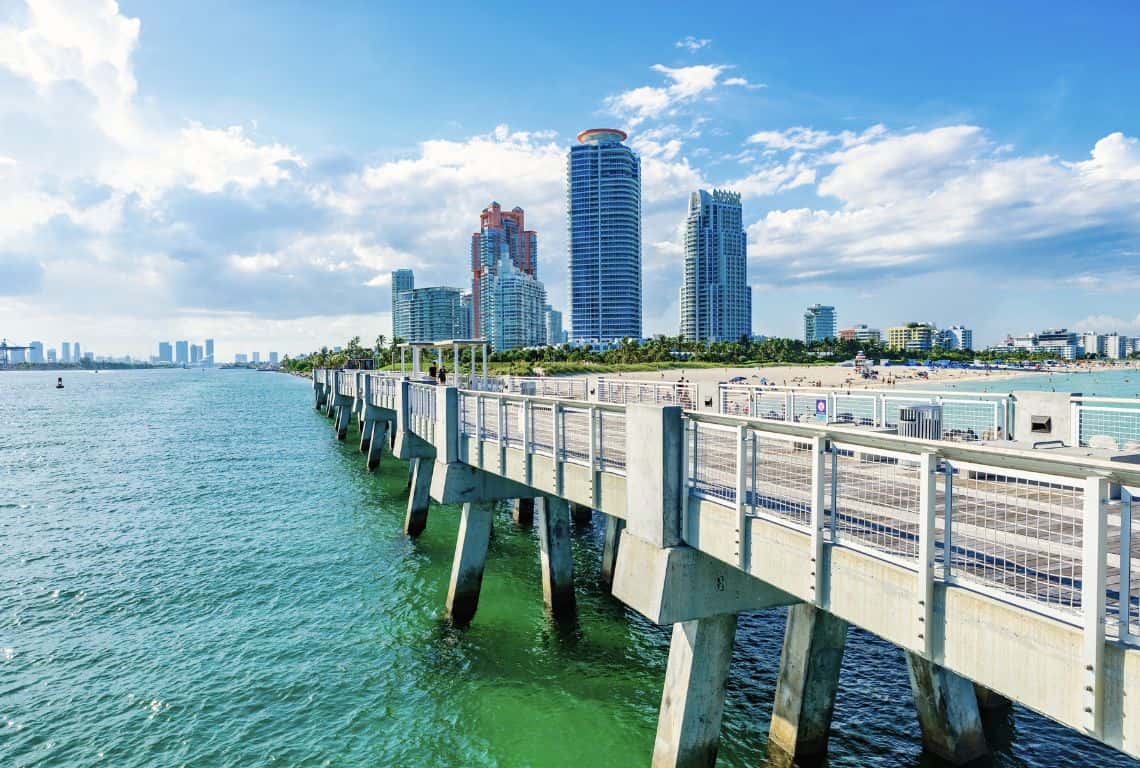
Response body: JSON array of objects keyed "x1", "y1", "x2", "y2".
[{"x1": 567, "y1": 128, "x2": 642, "y2": 342}]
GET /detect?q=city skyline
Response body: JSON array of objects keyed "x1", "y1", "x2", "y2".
[{"x1": 1, "y1": 2, "x2": 1139, "y2": 355}]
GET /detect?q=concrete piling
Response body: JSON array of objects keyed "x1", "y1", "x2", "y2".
[
  {"x1": 599, "y1": 514, "x2": 625, "y2": 591},
  {"x1": 537, "y1": 496, "x2": 575, "y2": 616},
  {"x1": 768, "y1": 604, "x2": 849, "y2": 765},
  {"x1": 334, "y1": 403, "x2": 351, "y2": 440},
  {"x1": 570, "y1": 502, "x2": 593, "y2": 526},
  {"x1": 652, "y1": 613, "x2": 738, "y2": 768},
  {"x1": 445, "y1": 501, "x2": 494, "y2": 627},
  {"x1": 405, "y1": 456, "x2": 434, "y2": 537},
  {"x1": 359, "y1": 418, "x2": 372, "y2": 453},
  {"x1": 366, "y1": 422, "x2": 386, "y2": 471},
  {"x1": 511, "y1": 498, "x2": 535, "y2": 528},
  {"x1": 905, "y1": 652, "x2": 989, "y2": 764},
  {"x1": 973, "y1": 683, "x2": 1012, "y2": 713}
]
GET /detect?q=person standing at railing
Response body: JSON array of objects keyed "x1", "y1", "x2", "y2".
[
  {"x1": 429, "y1": 363, "x2": 437, "y2": 381},
  {"x1": 438, "y1": 367, "x2": 447, "y2": 385}
]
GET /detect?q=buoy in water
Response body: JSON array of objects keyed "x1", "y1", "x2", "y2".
[{"x1": 56, "y1": 377, "x2": 64, "y2": 389}]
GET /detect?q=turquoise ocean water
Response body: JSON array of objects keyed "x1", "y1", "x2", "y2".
[
  {"x1": 2, "y1": 369, "x2": 1135, "y2": 767},
  {"x1": 919, "y1": 366, "x2": 1140, "y2": 398}
]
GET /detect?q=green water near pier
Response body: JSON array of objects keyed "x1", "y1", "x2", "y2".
[{"x1": 1, "y1": 369, "x2": 1134, "y2": 766}]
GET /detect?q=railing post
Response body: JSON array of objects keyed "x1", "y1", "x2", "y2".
[
  {"x1": 475, "y1": 395, "x2": 484, "y2": 469},
  {"x1": 523, "y1": 398, "x2": 533, "y2": 486},
  {"x1": 552, "y1": 401, "x2": 563, "y2": 496},
  {"x1": 810, "y1": 436, "x2": 827, "y2": 605},
  {"x1": 588, "y1": 405, "x2": 598, "y2": 507},
  {"x1": 735, "y1": 424, "x2": 748, "y2": 570},
  {"x1": 916, "y1": 451, "x2": 938, "y2": 656},
  {"x1": 497, "y1": 395, "x2": 506, "y2": 475},
  {"x1": 1122, "y1": 488, "x2": 1134, "y2": 646},
  {"x1": 435, "y1": 386, "x2": 458, "y2": 462},
  {"x1": 1072, "y1": 402, "x2": 1083, "y2": 447},
  {"x1": 1082, "y1": 475, "x2": 1108, "y2": 737},
  {"x1": 943, "y1": 461, "x2": 954, "y2": 582}
]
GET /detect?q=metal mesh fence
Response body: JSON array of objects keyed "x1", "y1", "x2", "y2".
[
  {"x1": 480, "y1": 398, "x2": 499, "y2": 442},
  {"x1": 947, "y1": 463, "x2": 1083, "y2": 614},
  {"x1": 832, "y1": 394, "x2": 877, "y2": 427},
  {"x1": 881, "y1": 395, "x2": 936, "y2": 429},
  {"x1": 748, "y1": 434, "x2": 815, "y2": 529},
  {"x1": 940, "y1": 399, "x2": 1002, "y2": 442},
  {"x1": 689, "y1": 423, "x2": 738, "y2": 504},
  {"x1": 597, "y1": 409, "x2": 626, "y2": 473},
  {"x1": 459, "y1": 393, "x2": 475, "y2": 437},
  {"x1": 530, "y1": 404, "x2": 554, "y2": 456},
  {"x1": 560, "y1": 407, "x2": 592, "y2": 465},
  {"x1": 752, "y1": 392, "x2": 789, "y2": 422},
  {"x1": 832, "y1": 445, "x2": 922, "y2": 562},
  {"x1": 1077, "y1": 406, "x2": 1140, "y2": 450},
  {"x1": 503, "y1": 400, "x2": 524, "y2": 448}
]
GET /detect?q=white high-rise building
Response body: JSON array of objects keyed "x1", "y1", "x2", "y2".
[
  {"x1": 29, "y1": 341, "x2": 44, "y2": 363},
  {"x1": 489, "y1": 253, "x2": 546, "y2": 351},
  {"x1": 679, "y1": 189, "x2": 750, "y2": 343},
  {"x1": 937, "y1": 326, "x2": 974, "y2": 351}
]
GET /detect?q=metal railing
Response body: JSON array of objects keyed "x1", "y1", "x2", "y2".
[
  {"x1": 365, "y1": 373, "x2": 399, "y2": 410},
  {"x1": 407, "y1": 382, "x2": 437, "y2": 442},
  {"x1": 336, "y1": 370, "x2": 357, "y2": 398},
  {"x1": 596, "y1": 377, "x2": 698, "y2": 409},
  {"x1": 718, "y1": 384, "x2": 1011, "y2": 442},
  {"x1": 501, "y1": 376, "x2": 589, "y2": 400},
  {"x1": 1072, "y1": 396, "x2": 1140, "y2": 450},
  {"x1": 457, "y1": 389, "x2": 627, "y2": 475},
  {"x1": 684, "y1": 412, "x2": 1138, "y2": 647}
]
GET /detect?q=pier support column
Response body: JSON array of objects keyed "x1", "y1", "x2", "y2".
[
  {"x1": 445, "y1": 501, "x2": 494, "y2": 627},
  {"x1": 404, "y1": 457, "x2": 434, "y2": 537},
  {"x1": 335, "y1": 403, "x2": 351, "y2": 440},
  {"x1": 652, "y1": 613, "x2": 738, "y2": 768},
  {"x1": 973, "y1": 684, "x2": 1012, "y2": 714},
  {"x1": 599, "y1": 514, "x2": 626, "y2": 592},
  {"x1": 511, "y1": 498, "x2": 535, "y2": 528},
  {"x1": 905, "y1": 653, "x2": 988, "y2": 765},
  {"x1": 366, "y1": 422, "x2": 386, "y2": 472},
  {"x1": 570, "y1": 502, "x2": 593, "y2": 527},
  {"x1": 537, "y1": 496, "x2": 576, "y2": 617},
  {"x1": 768, "y1": 605, "x2": 848, "y2": 766},
  {"x1": 359, "y1": 419, "x2": 373, "y2": 453}
]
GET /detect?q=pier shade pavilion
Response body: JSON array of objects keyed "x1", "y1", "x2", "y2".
[{"x1": 398, "y1": 339, "x2": 488, "y2": 384}]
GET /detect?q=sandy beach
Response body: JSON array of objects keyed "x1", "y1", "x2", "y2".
[{"x1": 594, "y1": 364, "x2": 1039, "y2": 391}]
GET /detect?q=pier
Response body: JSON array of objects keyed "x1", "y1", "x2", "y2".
[{"x1": 312, "y1": 366, "x2": 1140, "y2": 766}]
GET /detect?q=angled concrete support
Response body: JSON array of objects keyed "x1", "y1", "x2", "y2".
[
  {"x1": 334, "y1": 401, "x2": 351, "y2": 441},
  {"x1": 613, "y1": 531, "x2": 797, "y2": 625},
  {"x1": 537, "y1": 496, "x2": 575, "y2": 617},
  {"x1": 905, "y1": 652, "x2": 988, "y2": 764},
  {"x1": 570, "y1": 502, "x2": 593, "y2": 526},
  {"x1": 445, "y1": 501, "x2": 494, "y2": 627},
  {"x1": 973, "y1": 684, "x2": 1012, "y2": 713},
  {"x1": 652, "y1": 613, "x2": 738, "y2": 768},
  {"x1": 359, "y1": 418, "x2": 373, "y2": 453},
  {"x1": 768, "y1": 604, "x2": 849, "y2": 765},
  {"x1": 366, "y1": 421, "x2": 386, "y2": 471},
  {"x1": 405, "y1": 456, "x2": 434, "y2": 537},
  {"x1": 512, "y1": 498, "x2": 535, "y2": 528},
  {"x1": 599, "y1": 514, "x2": 626, "y2": 592}
]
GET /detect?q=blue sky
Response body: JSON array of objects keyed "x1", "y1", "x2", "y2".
[{"x1": 1, "y1": 0, "x2": 1138, "y2": 359}]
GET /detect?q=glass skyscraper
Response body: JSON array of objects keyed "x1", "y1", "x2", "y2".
[
  {"x1": 680, "y1": 189, "x2": 750, "y2": 342},
  {"x1": 567, "y1": 128, "x2": 642, "y2": 341},
  {"x1": 804, "y1": 304, "x2": 837, "y2": 343},
  {"x1": 391, "y1": 269, "x2": 414, "y2": 340}
]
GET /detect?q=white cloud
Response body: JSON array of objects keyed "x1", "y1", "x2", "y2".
[
  {"x1": 674, "y1": 36, "x2": 710, "y2": 53},
  {"x1": 605, "y1": 63, "x2": 736, "y2": 127},
  {"x1": 744, "y1": 124, "x2": 1140, "y2": 289},
  {"x1": 723, "y1": 76, "x2": 765, "y2": 90}
]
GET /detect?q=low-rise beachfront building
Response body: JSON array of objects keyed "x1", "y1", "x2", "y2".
[
  {"x1": 937, "y1": 325, "x2": 973, "y2": 351},
  {"x1": 886, "y1": 322, "x2": 936, "y2": 352},
  {"x1": 838, "y1": 324, "x2": 881, "y2": 344}
]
